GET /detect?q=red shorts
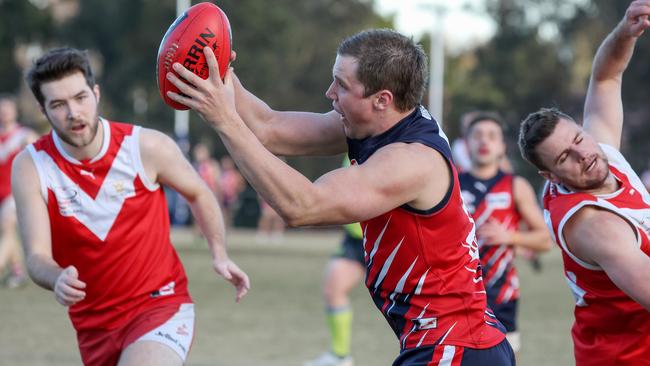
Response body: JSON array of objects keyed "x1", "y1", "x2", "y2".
[{"x1": 76, "y1": 303, "x2": 190, "y2": 366}]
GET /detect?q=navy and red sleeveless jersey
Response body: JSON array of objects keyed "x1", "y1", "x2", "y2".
[
  {"x1": 27, "y1": 119, "x2": 192, "y2": 331},
  {"x1": 347, "y1": 106, "x2": 505, "y2": 351},
  {"x1": 459, "y1": 171, "x2": 521, "y2": 305},
  {"x1": 544, "y1": 143, "x2": 650, "y2": 365},
  {"x1": 0, "y1": 125, "x2": 31, "y2": 201}
]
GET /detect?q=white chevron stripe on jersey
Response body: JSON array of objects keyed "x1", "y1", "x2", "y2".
[
  {"x1": 367, "y1": 216, "x2": 391, "y2": 267},
  {"x1": 386, "y1": 256, "x2": 419, "y2": 316},
  {"x1": 28, "y1": 135, "x2": 139, "y2": 241},
  {"x1": 415, "y1": 267, "x2": 430, "y2": 295},
  {"x1": 374, "y1": 237, "x2": 404, "y2": 291}
]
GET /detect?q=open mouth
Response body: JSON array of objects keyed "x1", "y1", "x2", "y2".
[
  {"x1": 71, "y1": 124, "x2": 86, "y2": 132},
  {"x1": 585, "y1": 157, "x2": 597, "y2": 173}
]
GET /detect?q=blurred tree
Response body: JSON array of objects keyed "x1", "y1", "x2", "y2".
[
  {"x1": 0, "y1": 0, "x2": 54, "y2": 93},
  {"x1": 444, "y1": 0, "x2": 650, "y2": 184}
]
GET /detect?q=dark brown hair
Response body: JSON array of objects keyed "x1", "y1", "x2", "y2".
[
  {"x1": 337, "y1": 29, "x2": 427, "y2": 112},
  {"x1": 518, "y1": 107, "x2": 575, "y2": 170},
  {"x1": 25, "y1": 47, "x2": 95, "y2": 106}
]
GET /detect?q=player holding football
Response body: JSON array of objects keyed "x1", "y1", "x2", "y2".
[
  {"x1": 518, "y1": 1, "x2": 650, "y2": 364},
  {"x1": 12, "y1": 47, "x2": 249, "y2": 366},
  {"x1": 0, "y1": 94, "x2": 38, "y2": 288},
  {"x1": 168, "y1": 29, "x2": 515, "y2": 365},
  {"x1": 459, "y1": 112, "x2": 552, "y2": 356}
]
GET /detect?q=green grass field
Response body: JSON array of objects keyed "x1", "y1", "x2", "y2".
[{"x1": 0, "y1": 229, "x2": 575, "y2": 365}]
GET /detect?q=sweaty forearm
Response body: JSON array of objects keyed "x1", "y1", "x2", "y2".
[{"x1": 26, "y1": 253, "x2": 63, "y2": 291}]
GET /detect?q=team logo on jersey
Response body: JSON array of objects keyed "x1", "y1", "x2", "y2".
[
  {"x1": 485, "y1": 192, "x2": 511, "y2": 209},
  {"x1": 413, "y1": 317, "x2": 437, "y2": 330},
  {"x1": 79, "y1": 169, "x2": 95, "y2": 180},
  {"x1": 54, "y1": 186, "x2": 82, "y2": 215}
]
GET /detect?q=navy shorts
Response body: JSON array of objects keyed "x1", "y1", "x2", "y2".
[
  {"x1": 392, "y1": 338, "x2": 515, "y2": 366},
  {"x1": 488, "y1": 300, "x2": 518, "y2": 333},
  {"x1": 332, "y1": 233, "x2": 365, "y2": 266}
]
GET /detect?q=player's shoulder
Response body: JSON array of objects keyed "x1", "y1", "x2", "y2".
[{"x1": 565, "y1": 204, "x2": 623, "y2": 235}]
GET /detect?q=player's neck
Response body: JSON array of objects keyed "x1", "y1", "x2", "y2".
[
  {"x1": 470, "y1": 162, "x2": 500, "y2": 180},
  {"x1": 369, "y1": 107, "x2": 416, "y2": 137}
]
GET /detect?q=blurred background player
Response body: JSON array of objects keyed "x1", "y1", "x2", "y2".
[
  {"x1": 192, "y1": 141, "x2": 221, "y2": 201},
  {"x1": 459, "y1": 112, "x2": 552, "y2": 355},
  {"x1": 0, "y1": 94, "x2": 38, "y2": 288},
  {"x1": 255, "y1": 195, "x2": 286, "y2": 244},
  {"x1": 304, "y1": 157, "x2": 364, "y2": 366},
  {"x1": 518, "y1": 2, "x2": 650, "y2": 363},
  {"x1": 12, "y1": 47, "x2": 249, "y2": 366},
  {"x1": 219, "y1": 155, "x2": 245, "y2": 227}
]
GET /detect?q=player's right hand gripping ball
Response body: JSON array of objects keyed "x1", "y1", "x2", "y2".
[{"x1": 157, "y1": 2, "x2": 232, "y2": 110}]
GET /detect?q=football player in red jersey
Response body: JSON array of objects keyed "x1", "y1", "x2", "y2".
[
  {"x1": 518, "y1": 1, "x2": 650, "y2": 364},
  {"x1": 12, "y1": 47, "x2": 249, "y2": 366},
  {"x1": 459, "y1": 113, "x2": 552, "y2": 357},
  {"x1": 0, "y1": 94, "x2": 38, "y2": 288},
  {"x1": 169, "y1": 29, "x2": 515, "y2": 365}
]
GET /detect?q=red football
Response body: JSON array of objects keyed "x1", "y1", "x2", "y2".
[{"x1": 157, "y1": 2, "x2": 232, "y2": 110}]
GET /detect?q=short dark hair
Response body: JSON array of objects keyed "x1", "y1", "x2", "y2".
[
  {"x1": 25, "y1": 47, "x2": 95, "y2": 106},
  {"x1": 518, "y1": 107, "x2": 575, "y2": 170},
  {"x1": 466, "y1": 112, "x2": 506, "y2": 136},
  {"x1": 337, "y1": 29, "x2": 427, "y2": 112}
]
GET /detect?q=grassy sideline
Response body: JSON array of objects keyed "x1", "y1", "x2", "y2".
[{"x1": 0, "y1": 228, "x2": 574, "y2": 365}]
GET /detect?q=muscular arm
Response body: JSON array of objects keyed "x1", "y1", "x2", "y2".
[
  {"x1": 211, "y1": 114, "x2": 448, "y2": 227},
  {"x1": 11, "y1": 151, "x2": 86, "y2": 305},
  {"x1": 139, "y1": 129, "x2": 249, "y2": 301},
  {"x1": 511, "y1": 176, "x2": 553, "y2": 252},
  {"x1": 564, "y1": 206, "x2": 650, "y2": 310},
  {"x1": 583, "y1": 0, "x2": 650, "y2": 148},
  {"x1": 230, "y1": 72, "x2": 348, "y2": 156}
]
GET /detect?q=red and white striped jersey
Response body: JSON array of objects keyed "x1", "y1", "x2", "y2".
[
  {"x1": 27, "y1": 119, "x2": 192, "y2": 331},
  {"x1": 348, "y1": 106, "x2": 505, "y2": 351},
  {"x1": 460, "y1": 172, "x2": 522, "y2": 305},
  {"x1": 543, "y1": 143, "x2": 650, "y2": 365},
  {"x1": 0, "y1": 125, "x2": 31, "y2": 201}
]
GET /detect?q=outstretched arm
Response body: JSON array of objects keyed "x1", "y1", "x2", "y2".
[
  {"x1": 165, "y1": 49, "x2": 450, "y2": 227},
  {"x1": 231, "y1": 74, "x2": 347, "y2": 156},
  {"x1": 565, "y1": 207, "x2": 650, "y2": 310},
  {"x1": 583, "y1": 0, "x2": 650, "y2": 149},
  {"x1": 11, "y1": 151, "x2": 86, "y2": 306},
  {"x1": 140, "y1": 129, "x2": 249, "y2": 302}
]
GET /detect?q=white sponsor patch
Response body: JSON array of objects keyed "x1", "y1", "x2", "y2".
[{"x1": 486, "y1": 192, "x2": 511, "y2": 209}]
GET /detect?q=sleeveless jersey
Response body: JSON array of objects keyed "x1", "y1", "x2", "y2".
[
  {"x1": 0, "y1": 125, "x2": 31, "y2": 201},
  {"x1": 543, "y1": 143, "x2": 650, "y2": 365},
  {"x1": 459, "y1": 172, "x2": 521, "y2": 305},
  {"x1": 347, "y1": 106, "x2": 505, "y2": 351},
  {"x1": 27, "y1": 119, "x2": 192, "y2": 331}
]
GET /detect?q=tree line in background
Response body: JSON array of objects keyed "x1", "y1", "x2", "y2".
[{"x1": 1, "y1": 0, "x2": 649, "y2": 185}]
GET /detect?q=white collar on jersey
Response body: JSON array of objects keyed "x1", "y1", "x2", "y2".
[{"x1": 52, "y1": 117, "x2": 110, "y2": 165}]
